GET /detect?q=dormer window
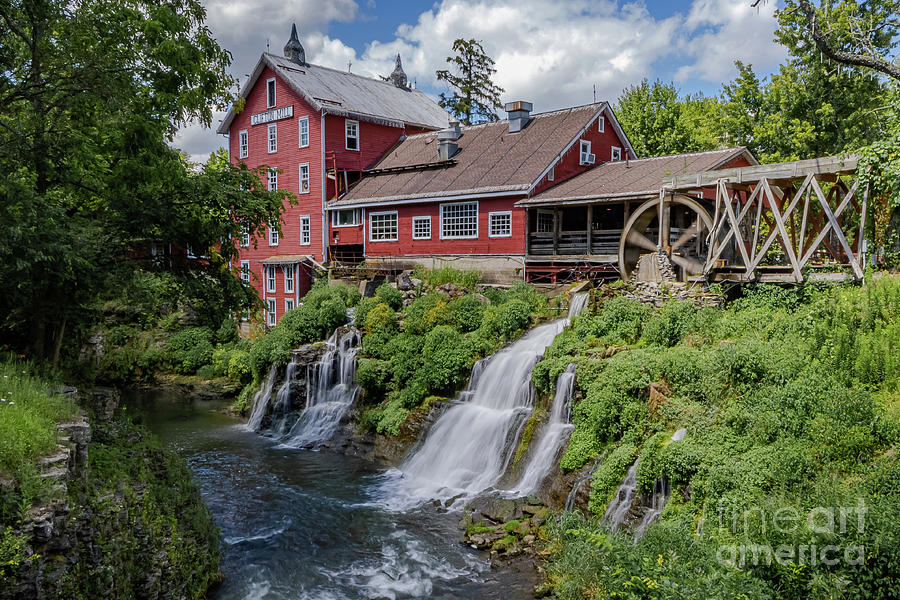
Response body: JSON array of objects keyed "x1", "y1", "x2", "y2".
[
  {"x1": 345, "y1": 119, "x2": 359, "y2": 151},
  {"x1": 266, "y1": 78, "x2": 276, "y2": 108},
  {"x1": 548, "y1": 166, "x2": 555, "y2": 182},
  {"x1": 598, "y1": 115, "x2": 605, "y2": 133},
  {"x1": 611, "y1": 146, "x2": 622, "y2": 162}
]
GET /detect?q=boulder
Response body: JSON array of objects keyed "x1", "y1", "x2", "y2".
[{"x1": 396, "y1": 271, "x2": 414, "y2": 291}]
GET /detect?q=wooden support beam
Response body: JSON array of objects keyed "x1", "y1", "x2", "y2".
[
  {"x1": 553, "y1": 208, "x2": 560, "y2": 255},
  {"x1": 586, "y1": 204, "x2": 593, "y2": 255},
  {"x1": 665, "y1": 154, "x2": 858, "y2": 191}
]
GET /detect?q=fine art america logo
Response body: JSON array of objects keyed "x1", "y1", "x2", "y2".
[{"x1": 706, "y1": 499, "x2": 867, "y2": 567}]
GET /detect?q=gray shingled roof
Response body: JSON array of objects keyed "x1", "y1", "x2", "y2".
[
  {"x1": 217, "y1": 53, "x2": 449, "y2": 134},
  {"x1": 328, "y1": 103, "x2": 613, "y2": 208},
  {"x1": 517, "y1": 148, "x2": 756, "y2": 207}
]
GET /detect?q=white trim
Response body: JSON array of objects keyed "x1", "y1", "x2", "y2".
[
  {"x1": 331, "y1": 208, "x2": 361, "y2": 227},
  {"x1": 440, "y1": 201, "x2": 479, "y2": 240},
  {"x1": 299, "y1": 162, "x2": 310, "y2": 194},
  {"x1": 488, "y1": 211, "x2": 512, "y2": 238},
  {"x1": 267, "y1": 168, "x2": 278, "y2": 192},
  {"x1": 240, "y1": 224, "x2": 249, "y2": 247},
  {"x1": 267, "y1": 123, "x2": 277, "y2": 153},
  {"x1": 368, "y1": 210, "x2": 398, "y2": 242},
  {"x1": 240, "y1": 260, "x2": 250, "y2": 283},
  {"x1": 284, "y1": 264, "x2": 295, "y2": 294},
  {"x1": 265, "y1": 265, "x2": 277, "y2": 292},
  {"x1": 327, "y1": 189, "x2": 522, "y2": 211},
  {"x1": 285, "y1": 298, "x2": 295, "y2": 313},
  {"x1": 239, "y1": 130, "x2": 248, "y2": 158},
  {"x1": 268, "y1": 222, "x2": 279, "y2": 246},
  {"x1": 300, "y1": 214, "x2": 311, "y2": 246},
  {"x1": 266, "y1": 77, "x2": 276, "y2": 108},
  {"x1": 598, "y1": 115, "x2": 605, "y2": 133},
  {"x1": 266, "y1": 297, "x2": 277, "y2": 326},
  {"x1": 411, "y1": 215, "x2": 431, "y2": 240},
  {"x1": 345, "y1": 118, "x2": 359, "y2": 151},
  {"x1": 611, "y1": 146, "x2": 622, "y2": 162},
  {"x1": 298, "y1": 116, "x2": 309, "y2": 148},
  {"x1": 548, "y1": 166, "x2": 554, "y2": 182}
]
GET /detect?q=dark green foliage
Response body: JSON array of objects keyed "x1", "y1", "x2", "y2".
[
  {"x1": 375, "y1": 282, "x2": 403, "y2": 311},
  {"x1": 482, "y1": 299, "x2": 531, "y2": 339},
  {"x1": 164, "y1": 327, "x2": 214, "y2": 375},
  {"x1": 412, "y1": 265, "x2": 482, "y2": 290},
  {"x1": 445, "y1": 295, "x2": 486, "y2": 333},
  {"x1": 355, "y1": 358, "x2": 390, "y2": 401},
  {"x1": 421, "y1": 326, "x2": 472, "y2": 394},
  {"x1": 578, "y1": 297, "x2": 650, "y2": 345},
  {"x1": 215, "y1": 317, "x2": 238, "y2": 345},
  {"x1": 641, "y1": 300, "x2": 697, "y2": 347},
  {"x1": 588, "y1": 443, "x2": 637, "y2": 515},
  {"x1": 403, "y1": 293, "x2": 447, "y2": 335},
  {"x1": 435, "y1": 39, "x2": 504, "y2": 125}
]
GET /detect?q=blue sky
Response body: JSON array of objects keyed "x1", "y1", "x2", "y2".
[{"x1": 176, "y1": 0, "x2": 788, "y2": 161}]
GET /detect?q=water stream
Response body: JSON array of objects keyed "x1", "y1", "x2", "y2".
[{"x1": 125, "y1": 390, "x2": 538, "y2": 600}]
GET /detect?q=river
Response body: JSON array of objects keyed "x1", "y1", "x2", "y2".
[{"x1": 124, "y1": 388, "x2": 538, "y2": 600}]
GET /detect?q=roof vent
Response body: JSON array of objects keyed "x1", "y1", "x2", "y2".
[
  {"x1": 437, "y1": 121, "x2": 462, "y2": 160},
  {"x1": 283, "y1": 23, "x2": 306, "y2": 65},
  {"x1": 504, "y1": 101, "x2": 533, "y2": 133}
]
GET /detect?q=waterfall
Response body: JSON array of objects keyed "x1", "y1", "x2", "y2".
[
  {"x1": 564, "y1": 458, "x2": 600, "y2": 511},
  {"x1": 508, "y1": 363, "x2": 577, "y2": 495},
  {"x1": 270, "y1": 362, "x2": 298, "y2": 436},
  {"x1": 390, "y1": 292, "x2": 590, "y2": 505},
  {"x1": 602, "y1": 462, "x2": 638, "y2": 533},
  {"x1": 282, "y1": 328, "x2": 361, "y2": 448},
  {"x1": 246, "y1": 365, "x2": 278, "y2": 432},
  {"x1": 633, "y1": 477, "x2": 671, "y2": 539}
]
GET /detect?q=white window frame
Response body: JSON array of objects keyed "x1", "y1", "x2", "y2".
[
  {"x1": 266, "y1": 78, "x2": 276, "y2": 108},
  {"x1": 331, "y1": 209, "x2": 360, "y2": 227},
  {"x1": 240, "y1": 224, "x2": 249, "y2": 247},
  {"x1": 598, "y1": 115, "x2": 605, "y2": 133},
  {"x1": 369, "y1": 210, "x2": 398, "y2": 242},
  {"x1": 548, "y1": 166, "x2": 555, "y2": 182},
  {"x1": 268, "y1": 222, "x2": 279, "y2": 247},
  {"x1": 611, "y1": 146, "x2": 622, "y2": 162},
  {"x1": 285, "y1": 298, "x2": 295, "y2": 313},
  {"x1": 239, "y1": 130, "x2": 248, "y2": 159},
  {"x1": 240, "y1": 260, "x2": 250, "y2": 283},
  {"x1": 284, "y1": 264, "x2": 294, "y2": 293},
  {"x1": 267, "y1": 168, "x2": 277, "y2": 192},
  {"x1": 299, "y1": 163, "x2": 310, "y2": 194},
  {"x1": 298, "y1": 116, "x2": 309, "y2": 148},
  {"x1": 267, "y1": 298, "x2": 277, "y2": 326},
  {"x1": 488, "y1": 211, "x2": 512, "y2": 238},
  {"x1": 300, "y1": 215, "x2": 311, "y2": 246},
  {"x1": 580, "y1": 140, "x2": 591, "y2": 160},
  {"x1": 268, "y1": 123, "x2": 277, "y2": 153},
  {"x1": 266, "y1": 266, "x2": 277, "y2": 293},
  {"x1": 536, "y1": 209, "x2": 554, "y2": 234},
  {"x1": 412, "y1": 216, "x2": 431, "y2": 240},
  {"x1": 440, "y1": 201, "x2": 479, "y2": 240},
  {"x1": 345, "y1": 119, "x2": 359, "y2": 151}
]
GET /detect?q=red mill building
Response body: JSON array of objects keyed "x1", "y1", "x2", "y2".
[{"x1": 222, "y1": 26, "x2": 754, "y2": 325}]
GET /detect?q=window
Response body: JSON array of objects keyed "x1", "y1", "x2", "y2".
[
  {"x1": 331, "y1": 209, "x2": 360, "y2": 227},
  {"x1": 298, "y1": 116, "x2": 309, "y2": 148},
  {"x1": 240, "y1": 260, "x2": 250, "y2": 283},
  {"x1": 489, "y1": 211, "x2": 512, "y2": 238},
  {"x1": 345, "y1": 119, "x2": 359, "y2": 151},
  {"x1": 611, "y1": 146, "x2": 622, "y2": 162},
  {"x1": 537, "y1": 210, "x2": 554, "y2": 233},
  {"x1": 299, "y1": 163, "x2": 310, "y2": 194},
  {"x1": 266, "y1": 266, "x2": 277, "y2": 292},
  {"x1": 266, "y1": 78, "x2": 276, "y2": 108},
  {"x1": 300, "y1": 215, "x2": 311, "y2": 246},
  {"x1": 369, "y1": 211, "x2": 398, "y2": 241},
  {"x1": 579, "y1": 140, "x2": 592, "y2": 164},
  {"x1": 267, "y1": 168, "x2": 277, "y2": 191},
  {"x1": 267, "y1": 298, "x2": 277, "y2": 326},
  {"x1": 412, "y1": 216, "x2": 431, "y2": 240},
  {"x1": 598, "y1": 115, "x2": 605, "y2": 133},
  {"x1": 440, "y1": 201, "x2": 478, "y2": 239},
  {"x1": 186, "y1": 245, "x2": 196, "y2": 259},
  {"x1": 284, "y1": 265, "x2": 294, "y2": 293},
  {"x1": 548, "y1": 166, "x2": 555, "y2": 182},
  {"x1": 285, "y1": 299, "x2": 294, "y2": 312},
  {"x1": 268, "y1": 123, "x2": 277, "y2": 153},
  {"x1": 239, "y1": 130, "x2": 248, "y2": 158},
  {"x1": 240, "y1": 224, "x2": 249, "y2": 247},
  {"x1": 268, "y1": 222, "x2": 279, "y2": 246}
]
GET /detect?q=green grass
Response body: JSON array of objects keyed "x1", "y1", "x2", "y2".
[{"x1": 0, "y1": 361, "x2": 78, "y2": 478}]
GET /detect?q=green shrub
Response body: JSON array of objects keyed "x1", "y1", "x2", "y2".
[
  {"x1": 165, "y1": 327, "x2": 214, "y2": 374},
  {"x1": 493, "y1": 299, "x2": 532, "y2": 338},
  {"x1": 642, "y1": 300, "x2": 697, "y2": 347},
  {"x1": 578, "y1": 296, "x2": 650, "y2": 345},
  {"x1": 355, "y1": 358, "x2": 389, "y2": 401},
  {"x1": 384, "y1": 332, "x2": 424, "y2": 385},
  {"x1": 375, "y1": 281, "x2": 403, "y2": 310},
  {"x1": 215, "y1": 317, "x2": 238, "y2": 345},
  {"x1": 588, "y1": 443, "x2": 636, "y2": 515},
  {"x1": 421, "y1": 326, "x2": 473, "y2": 394},
  {"x1": 403, "y1": 293, "x2": 447, "y2": 335},
  {"x1": 414, "y1": 265, "x2": 481, "y2": 290},
  {"x1": 227, "y1": 349, "x2": 252, "y2": 384},
  {"x1": 363, "y1": 302, "x2": 398, "y2": 334},
  {"x1": 354, "y1": 296, "x2": 380, "y2": 328},
  {"x1": 445, "y1": 295, "x2": 486, "y2": 333}
]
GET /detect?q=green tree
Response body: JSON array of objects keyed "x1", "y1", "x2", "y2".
[
  {"x1": 0, "y1": 0, "x2": 290, "y2": 363},
  {"x1": 436, "y1": 38, "x2": 504, "y2": 125},
  {"x1": 615, "y1": 79, "x2": 724, "y2": 157}
]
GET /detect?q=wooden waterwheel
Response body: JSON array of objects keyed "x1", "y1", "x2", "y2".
[{"x1": 617, "y1": 194, "x2": 714, "y2": 282}]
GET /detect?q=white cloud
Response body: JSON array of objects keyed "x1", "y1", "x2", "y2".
[{"x1": 174, "y1": 0, "x2": 789, "y2": 161}]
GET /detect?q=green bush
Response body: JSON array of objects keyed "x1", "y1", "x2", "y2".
[
  {"x1": 578, "y1": 296, "x2": 650, "y2": 345},
  {"x1": 642, "y1": 300, "x2": 697, "y2": 347},
  {"x1": 226, "y1": 349, "x2": 251, "y2": 384},
  {"x1": 413, "y1": 265, "x2": 481, "y2": 290},
  {"x1": 490, "y1": 299, "x2": 531, "y2": 339},
  {"x1": 588, "y1": 443, "x2": 636, "y2": 515},
  {"x1": 215, "y1": 317, "x2": 238, "y2": 345},
  {"x1": 384, "y1": 332, "x2": 424, "y2": 386},
  {"x1": 445, "y1": 294, "x2": 486, "y2": 333},
  {"x1": 355, "y1": 358, "x2": 389, "y2": 401},
  {"x1": 421, "y1": 326, "x2": 473, "y2": 394},
  {"x1": 375, "y1": 281, "x2": 403, "y2": 310},
  {"x1": 165, "y1": 327, "x2": 214, "y2": 374},
  {"x1": 363, "y1": 302, "x2": 397, "y2": 333},
  {"x1": 403, "y1": 293, "x2": 447, "y2": 335}
]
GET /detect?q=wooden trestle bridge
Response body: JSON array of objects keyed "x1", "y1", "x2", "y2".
[{"x1": 627, "y1": 155, "x2": 867, "y2": 284}]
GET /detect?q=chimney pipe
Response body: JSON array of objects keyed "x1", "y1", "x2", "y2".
[
  {"x1": 437, "y1": 121, "x2": 462, "y2": 160},
  {"x1": 504, "y1": 101, "x2": 533, "y2": 133}
]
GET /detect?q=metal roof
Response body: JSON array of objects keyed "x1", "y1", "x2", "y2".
[{"x1": 218, "y1": 53, "x2": 450, "y2": 134}]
